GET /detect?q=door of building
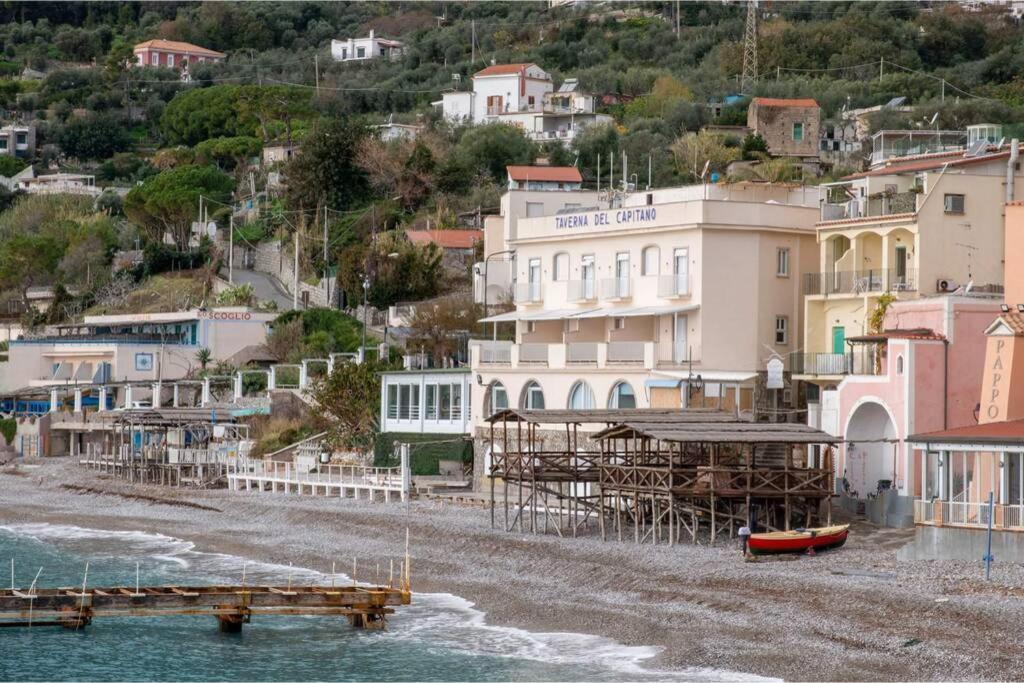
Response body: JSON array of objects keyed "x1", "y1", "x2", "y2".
[{"x1": 832, "y1": 326, "x2": 845, "y2": 355}]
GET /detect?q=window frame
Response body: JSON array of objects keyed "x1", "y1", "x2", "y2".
[
  {"x1": 641, "y1": 246, "x2": 660, "y2": 276},
  {"x1": 792, "y1": 122, "x2": 804, "y2": 142},
  {"x1": 774, "y1": 315, "x2": 789, "y2": 346},
  {"x1": 944, "y1": 193, "x2": 965, "y2": 214},
  {"x1": 553, "y1": 252, "x2": 569, "y2": 282},
  {"x1": 776, "y1": 247, "x2": 790, "y2": 278}
]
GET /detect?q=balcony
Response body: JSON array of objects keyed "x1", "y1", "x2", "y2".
[
  {"x1": 790, "y1": 347, "x2": 882, "y2": 377},
  {"x1": 600, "y1": 277, "x2": 632, "y2": 301},
  {"x1": 820, "y1": 191, "x2": 918, "y2": 222},
  {"x1": 514, "y1": 281, "x2": 543, "y2": 305},
  {"x1": 803, "y1": 268, "x2": 917, "y2": 296},
  {"x1": 567, "y1": 279, "x2": 597, "y2": 303},
  {"x1": 472, "y1": 340, "x2": 666, "y2": 370},
  {"x1": 656, "y1": 341, "x2": 701, "y2": 366},
  {"x1": 478, "y1": 340, "x2": 512, "y2": 366},
  {"x1": 914, "y1": 500, "x2": 1024, "y2": 532},
  {"x1": 657, "y1": 274, "x2": 690, "y2": 298}
]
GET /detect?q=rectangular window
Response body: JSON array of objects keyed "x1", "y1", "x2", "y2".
[
  {"x1": 944, "y1": 193, "x2": 965, "y2": 214},
  {"x1": 613, "y1": 317, "x2": 626, "y2": 330},
  {"x1": 357, "y1": 47, "x2": 366, "y2": 58},
  {"x1": 342, "y1": 48, "x2": 348, "y2": 59},
  {"x1": 398, "y1": 384, "x2": 411, "y2": 420},
  {"x1": 387, "y1": 384, "x2": 398, "y2": 419},
  {"x1": 792, "y1": 122, "x2": 804, "y2": 141},
  {"x1": 776, "y1": 247, "x2": 790, "y2": 277},
  {"x1": 439, "y1": 384, "x2": 452, "y2": 420},
  {"x1": 14, "y1": 133, "x2": 25, "y2": 145},
  {"x1": 581, "y1": 254, "x2": 595, "y2": 299},
  {"x1": 528, "y1": 258, "x2": 541, "y2": 301},
  {"x1": 553, "y1": 252, "x2": 569, "y2": 281},
  {"x1": 380, "y1": 48, "x2": 386, "y2": 57},
  {"x1": 775, "y1": 316, "x2": 789, "y2": 345},
  {"x1": 0, "y1": 139, "x2": 7, "y2": 151},
  {"x1": 410, "y1": 385, "x2": 420, "y2": 419},
  {"x1": 526, "y1": 320, "x2": 537, "y2": 334},
  {"x1": 451, "y1": 384, "x2": 462, "y2": 420},
  {"x1": 566, "y1": 318, "x2": 580, "y2": 333},
  {"x1": 673, "y1": 248, "x2": 688, "y2": 295},
  {"x1": 166, "y1": 53, "x2": 174, "y2": 66},
  {"x1": 151, "y1": 53, "x2": 159, "y2": 66},
  {"x1": 525, "y1": 202, "x2": 544, "y2": 218},
  {"x1": 425, "y1": 385, "x2": 438, "y2": 420}
]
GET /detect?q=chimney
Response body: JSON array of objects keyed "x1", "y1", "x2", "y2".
[{"x1": 369, "y1": 29, "x2": 375, "y2": 39}]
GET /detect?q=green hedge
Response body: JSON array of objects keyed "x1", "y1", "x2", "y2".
[
  {"x1": 374, "y1": 432, "x2": 472, "y2": 476},
  {"x1": 0, "y1": 418, "x2": 15, "y2": 445}
]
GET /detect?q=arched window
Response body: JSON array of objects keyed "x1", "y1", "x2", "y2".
[
  {"x1": 608, "y1": 381, "x2": 636, "y2": 409},
  {"x1": 896, "y1": 355, "x2": 904, "y2": 375},
  {"x1": 488, "y1": 381, "x2": 509, "y2": 416},
  {"x1": 553, "y1": 252, "x2": 569, "y2": 282},
  {"x1": 521, "y1": 380, "x2": 545, "y2": 410},
  {"x1": 567, "y1": 381, "x2": 596, "y2": 410},
  {"x1": 642, "y1": 246, "x2": 660, "y2": 276}
]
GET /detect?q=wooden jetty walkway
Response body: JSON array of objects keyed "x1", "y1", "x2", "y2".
[{"x1": 0, "y1": 583, "x2": 412, "y2": 632}]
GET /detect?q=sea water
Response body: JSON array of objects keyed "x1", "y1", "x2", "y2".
[{"x1": 0, "y1": 524, "x2": 755, "y2": 682}]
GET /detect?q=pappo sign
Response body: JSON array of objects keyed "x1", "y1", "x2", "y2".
[
  {"x1": 554, "y1": 207, "x2": 657, "y2": 230},
  {"x1": 199, "y1": 311, "x2": 253, "y2": 321}
]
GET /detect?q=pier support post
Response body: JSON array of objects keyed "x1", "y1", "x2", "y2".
[
  {"x1": 299, "y1": 361, "x2": 309, "y2": 389},
  {"x1": 268, "y1": 366, "x2": 277, "y2": 390},
  {"x1": 217, "y1": 611, "x2": 245, "y2": 633},
  {"x1": 49, "y1": 388, "x2": 59, "y2": 413},
  {"x1": 124, "y1": 385, "x2": 133, "y2": 410},
  {"x1": 73, "y1": 388, "x2": 83, "y2": 413},
  {"x1": 97, "y1": 386, "x2": 107, "y2": 412},
  {"x1": 152, "y1": 382, "x2": 162, "y2": 408},
  {"x1": 234, "y1": 373, "x2": 243, "y2": 402},
  {"x1": 172, "y1": 384, "x2": 180, "y2": 408},
  {"x1": 201, "y1": 378, "x2": 211, "y2": 406}
]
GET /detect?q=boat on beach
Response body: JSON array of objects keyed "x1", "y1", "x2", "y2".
[{"x1": 747, "y1": 524, "x2": 849, "y2": 555}]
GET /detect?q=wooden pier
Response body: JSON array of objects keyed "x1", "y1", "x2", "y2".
[{"x1": 0, "y1": 583, "x2": 412, "y2": 632}]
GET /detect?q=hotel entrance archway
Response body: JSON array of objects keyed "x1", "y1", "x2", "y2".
[{"x1": 844, "y1": 401, "x2": 898, "y2": 498}]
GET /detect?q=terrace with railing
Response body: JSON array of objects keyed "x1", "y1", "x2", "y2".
[
  {"x1": 914, "y1": 499, "x2": 1024, "y2": 532},
  {"x1": 803, "y1": 268, "x2": 917, "y2": 296},
  {"x1": 473, "y1": 340, "x2": 699, "y2": 369},
  {"x1": 820, "y1": 191, "x2": 919, "y2": 223}
]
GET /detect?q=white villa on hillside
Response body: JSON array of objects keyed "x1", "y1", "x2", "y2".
[
  {"x1": 331, "y1": 30, "x2": 405, "y2": 62},
  {"x1": 439, "y1": 64, "x2": 612, "y2": 143}
]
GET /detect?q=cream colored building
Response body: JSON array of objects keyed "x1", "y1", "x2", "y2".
[
  {"x1": 797, "y1": 145, "x2": 1024, "y2": 387},
  {"x1": 469, "y1": 182, "x2": 821, "y2": 428}
]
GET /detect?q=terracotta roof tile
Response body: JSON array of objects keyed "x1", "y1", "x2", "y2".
[
  {"x1": 995, "y1": 312, "x2": 1024, "y2": 335},
  {"x1": 846, "y1": 328, "x2": 944, "y2": 343},
  {"x1": 751, "y1": 97, "x2": 819, "y2": 108},
  {"x1": 134, "y1": 39, "x2": 225, "y2": 58},
  {"x1": 404, "y1": 229, "x2": 482, "y2": 250},
  {"x1": 910, "y1": 418, "x2": 1024, "y2": 445},
  {"x1": 506, "y1": 165, "x2": 583, "y2": 183}
]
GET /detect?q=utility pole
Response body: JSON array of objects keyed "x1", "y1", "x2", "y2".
[
  {"x1": 879, "y1": 56, "x2": 884, "y2": 82},
  {"x1": 471, "y1": 20, "x2": 475, "y2": 66},
  {"x1": 741, "y1": 0, "x2": 758, "y2": 94},
  {"x1": 228, "y1": 213, "x2": 234, "y2": 284},
  {"x1": 314, "y1": 53, "x2": 320, "y2": 100},
  {"x1": 293, "y1": 230, "x2": 299, "y2": 311}
]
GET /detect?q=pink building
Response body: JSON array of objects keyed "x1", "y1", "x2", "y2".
[
  {"x1": 815, "y1": 296, "x2": 1002, "y2": 525},
  {"x1": 133, "y1": 39, "x2": 225, "y2": 70}
]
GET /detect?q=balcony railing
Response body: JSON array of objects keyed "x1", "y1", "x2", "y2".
[
  {"x1": 514, "y1": 281, "x2": 543, "y2": 304},
  {"x1": 804, "y1": 268, "x2": 917, "y2": 296},
  {"x1": 600, "y1": 277, "x2": 632, "y2": 301},
  {"x1": 567, "y1": 279, "x2": 597, "y2": 302},
  {"x1": 657, "y1": 274, "x2": 690, "y2": 298},
  {"x1": 519, "y1": 343, "x2": 549, "y2": 365},
  {"x1": 790, "y1": 347, "x2": 882, "y2": 376},
  {"x1": 607, "y1": 341, "x2": 646, "y2": 364},
  {"x1": 566, "y1": 342, "x2": 598, "y2": 364},
  {"x1": 478, "y1": 340, "x2": 512, "y2": 365},
  {"x1": 914, "y1": 500, "x2": 1024, "y2": 531},
  {"x1": 656, "y1": 341, "x2": 700, "y2": 366},
  {"x1": 820, "y1": 191, "x2": 918, "y2": 222}
]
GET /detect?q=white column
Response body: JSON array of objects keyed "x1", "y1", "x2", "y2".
[
  {"x1": 268, "y1": 366, "x2": 277, "y2": 390},
  {"x1": 97, "y1": 387, "x2": 107, "y2": 413},
  {"x1": 327, "y1": 356, "x2": 335, "y2": 375},
  {"x1": 299, "y1": 361, "x2": 309, "y2": 389},
  {"x1": 201, "y1": 378, "x2": 211, "y2": 406},
  {"x1": 999, "y1": 452, "x2": 1007, "y2": 504},
  {"x1": 357, "y1": 347, "x2": 365, "y2": 365},
  {"x1": 152, "y1": 382, "x2": 162, "y2": 408},
  {"x1": 921, "y1": 449, "x2": 928, "y2": 501},
  {"x1": 234, "y1": 373, "x2": 243, "y2": 401},
  {"x1": 172, "y1": 384, "x2": 180, "y2": 407},
  {"x1": 73, "y1": 389, "x2": 82, "y2": 413},
  {"x1": 49, "y1": 388, "x2": 59, "y2": 413},
  {"x1": 124, "y1": 385, "x2": 133, "y2": 410}
]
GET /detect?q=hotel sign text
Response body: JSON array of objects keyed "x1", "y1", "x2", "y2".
[{"x1": 555, "y1": 207, "x2": 657, "y2": 230}]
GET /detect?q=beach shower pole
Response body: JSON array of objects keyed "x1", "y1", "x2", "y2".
[
  {"x1": 984, "y1": 491, "x2": 995, "y2": 580},
  {"x1": 9, "y1": 558, "x2": 12, "y2": 590}
]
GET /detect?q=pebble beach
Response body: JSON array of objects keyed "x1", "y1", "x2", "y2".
[{"x1": 2, "y1": 458, "x2": 1023, "y2": 681}]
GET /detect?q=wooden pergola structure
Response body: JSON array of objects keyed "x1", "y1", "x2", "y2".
[{"x1": 486, "y1": 408, "x2": 836, "y2": 545}]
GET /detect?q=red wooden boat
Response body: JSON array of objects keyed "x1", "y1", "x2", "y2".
[{"x1": 747, "y1": 524, "x2": 849, "y2": 555}]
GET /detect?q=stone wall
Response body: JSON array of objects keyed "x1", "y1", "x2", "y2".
[
  {"x1": 220, "y1": 238, "x2": 339, "y2": 309},
  {"x1": 748, "y1": 102, "x2": 821, "y2": 158}
]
